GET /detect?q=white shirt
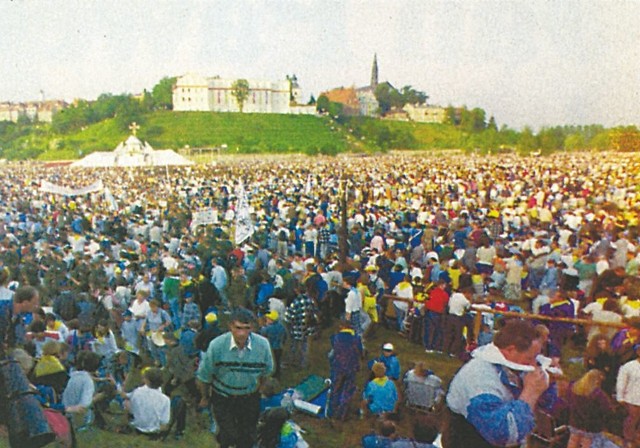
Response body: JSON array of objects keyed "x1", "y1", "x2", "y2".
[
  {"x1": 344, "y1": 287, "x2": 362, "y2": 314},
  {"x1": 129, "y1": 385, "x2": 171, "y2": 433},
  {"x1": 162, "y1": 255, "x2": 179, "y2": 271},
  {"x1": 129, "y1": 299, "x2": 151, "y2": 319},
  {"x1": 617, "y1": 359, "x2": 640, "y2": 406},
  {"x1": 448, "y1": 292, "x2": 470, "y2": 316}
]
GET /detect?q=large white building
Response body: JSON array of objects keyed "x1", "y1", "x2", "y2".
[{"x1": 172, "y1": 73, "x2": 315, "y2": 115}]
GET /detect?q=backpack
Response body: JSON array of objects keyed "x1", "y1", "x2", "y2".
[{"x1": 278, "y1": 229, "x2": 288, "y2": 241}]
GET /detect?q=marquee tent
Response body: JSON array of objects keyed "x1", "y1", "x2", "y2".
[{"x1": 71, "y1": 134, "x2": 193, "y2": 168}]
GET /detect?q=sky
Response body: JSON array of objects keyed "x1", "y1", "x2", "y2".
[{"x1": 1, "y1": 0, "x2": 638, "y2": 130}]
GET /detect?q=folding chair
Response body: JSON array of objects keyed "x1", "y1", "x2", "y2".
[{"x1": 403, "y1": 373, "x2": 444, "y2": 413}]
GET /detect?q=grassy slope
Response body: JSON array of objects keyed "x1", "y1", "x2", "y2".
[
  {"x1": 39, "y1": 112, "x2": 352, "y2": 159},
  {"x1": 36, "y1": 112, "x2": 464, "y2": 160}
]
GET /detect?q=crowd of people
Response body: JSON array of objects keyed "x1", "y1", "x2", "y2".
[{"x1": 0, "y1": 151, "x2": 640, "y2": 447}]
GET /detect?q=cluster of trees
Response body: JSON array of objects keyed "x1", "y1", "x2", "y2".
[
  {"x1": 51, "y1": 77, "x2": 176, "y2": 134},
  {"x1": 445, "y1": 106, "x2": 495, "y2": 133},
  {"x1": 374, "y1": 83, "x2": 428, "y2": 115}
]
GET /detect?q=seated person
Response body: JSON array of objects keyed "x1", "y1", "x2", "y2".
[
  {"x1": 402, "y1": 361, "x2": 443, "y2": 410},
  {"x1": 61, "y1": 350, "x2": 102, "y2": 431},
  {"x1": 118, "y1": 367, "x2": 187, "y2": 440},
  {"x1": 368, "y1": 342, "x2": 401, "y2": 381},
  {"x1": 33, "y1": 340, "x2": 69, "y2": 395},
  {"x1": 362, "y1": 419, "x2": 439, "y2": 448},
  {"x1": 361, "y1": 362, "x2": 398, "y2": 417}
]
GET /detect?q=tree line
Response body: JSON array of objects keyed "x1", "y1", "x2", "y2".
[{"x1": 50, "y1": 77, "x2": 176, "y2": 134}]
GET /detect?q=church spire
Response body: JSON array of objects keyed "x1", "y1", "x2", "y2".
[{"x1": 370, "y1": 53, "x2": 378, "y2": 89}]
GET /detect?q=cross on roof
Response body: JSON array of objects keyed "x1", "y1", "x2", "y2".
[{"x1": 129, "y1": 122, "x2": 140, "y2": 136}]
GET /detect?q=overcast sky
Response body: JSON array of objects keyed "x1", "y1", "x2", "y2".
[{"x1": 1, "y1": 0, "x2": 638, "y2": 130}]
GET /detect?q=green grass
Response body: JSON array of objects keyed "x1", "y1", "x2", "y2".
[
  {"x1": 37, "y1": 112, "x2": 353, "y2": 160},
  {"x1": 8, "y1": 111, "x2": 472, "y2": 161}
]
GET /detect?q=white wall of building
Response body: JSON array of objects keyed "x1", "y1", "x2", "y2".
[{"x1": 172, "y1": 74, "x2": 316, "y2": 115}]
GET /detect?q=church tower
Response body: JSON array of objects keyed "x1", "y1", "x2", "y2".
[{"x1": 370, "y1": 53, "x2": 379, "y2": 89}]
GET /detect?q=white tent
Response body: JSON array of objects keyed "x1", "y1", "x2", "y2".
[{"x1": 71, "y1": 135, "x2": 193, "y2": 168}]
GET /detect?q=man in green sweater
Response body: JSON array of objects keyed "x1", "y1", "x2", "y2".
[{"x1": 197, "y1": 307, "x2": 273, "y2": 448}]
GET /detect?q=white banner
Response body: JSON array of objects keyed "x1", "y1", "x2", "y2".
[
  {"x1": 191, "y1": 208, "x2": 219, "y2": 230},
  {"x1": 40, "y1": 179, "x2": 104, "y2": 196},
  {"x1": 234, "y1": 183, "x2": 254, "y2": 245}
]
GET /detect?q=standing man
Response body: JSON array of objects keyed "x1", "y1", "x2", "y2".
[
  {"x1": 616, "y1": 343, "x2": 640, "y2": 447},
  {"x1": 423, "y1": 279, "x2": 450, "y2": 353},
  {"x1": 210, "y1": 257, "x2": 229, "y2": 310},
  {"x1": 443, "y1": 319, "x2": 550, "y2": 447},
  {"x1": 197, "y1": 307, "x2": 273, "y2": 448},
  {"x1": 328, "y1": 320, "x2": 363, "y2": 420},
  {"x1": 0, "y1": 285, "x2": 41, "y2": 351},
  {"x1": 0, "y1": 286, "x2": 51, "y2": 448},
  {"x1": 442, "y1": 287, "x2": 472, "y2": 357}
]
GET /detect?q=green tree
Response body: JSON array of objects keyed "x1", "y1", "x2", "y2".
[
  {"x1": 316, "y1": 95, "x2": 330, "y2": 113},
  {"x1": 589, "y1": 130, "x2": 611, "y2": 151},
  {"x1": 231, "y1": 79, "x2": 250, "y2": 113},
  {"x1": 518, "y1": 126, "x2": 538, "y2": 153},
  {"x1": 400, "y1": 85, "x2": 428, "y2": 105},
  {"x1": 114, "y1": 96, "x2": 144, "y2": 132},
  {"x1": 538, "y1": 127, "x2": 564, "y2": 153},
  {"x1": 444, "y1": 105, "x2": 458, "y2": 125},
  {"x1": 151, "y1": 76, "x2": 177, "y2": 110},
  {"x1": 564, "y1": 133, "x2": 585, "y2": 151},
  {"x1": 327, "y1": 101, "x2": 344, "y2": 120},
  {"x1": 460, "y1": 107, "x2": 486, "y2": 133},
  {"x1": 374, "y1": 83, "x2": 403, "y2": 115}
]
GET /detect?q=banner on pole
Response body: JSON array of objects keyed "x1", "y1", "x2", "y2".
[{"x1": 234, "y1": 183, "x2": 254, "y2": 245}]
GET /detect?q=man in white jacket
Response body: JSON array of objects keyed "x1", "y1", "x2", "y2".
[{"x1": 617, "y1": 343, "x2": 640, "y2": 447}]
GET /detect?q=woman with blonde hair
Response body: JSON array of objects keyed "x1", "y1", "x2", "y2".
[
  {"x1": 566, "y1": 369, "x2": 614, "y2": 448},
  {"x1": 33, "y1": 341, "x2": 68, "y2": 395}
]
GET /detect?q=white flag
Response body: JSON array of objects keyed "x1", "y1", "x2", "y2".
[{"x1": 234, "y1": 183, "x2": 254, "y2": 245}]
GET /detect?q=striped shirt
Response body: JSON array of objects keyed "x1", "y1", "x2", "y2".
[{"x1": 197, "y1": 331, "x2": 273, "y2": 397}]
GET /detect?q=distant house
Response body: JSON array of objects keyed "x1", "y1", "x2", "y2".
[
  {"x1": 172, "y1": 73, "x2": 315, "y2": 115},
  {"x1": 383, "y1": 109, "x2": 410, "y2": 121},
  {"x1": 0, "y1": 100, "x2": 66, "y2": 123},
  {"x1": 321, "y1": 54, "x2": 381, "y2": 117},
  {"x1": 403, "y1": 104, "x2": 447, "y2": 124},
  {"x1": 321, "y1": 87, "x2": 361, "y2": 116}
]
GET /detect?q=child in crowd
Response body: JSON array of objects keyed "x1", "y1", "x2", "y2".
[
  {"x1": 361, "y1": 362, "x2": 398, "y2": 418},
  {"x1": 260, "y1": 310, "x2": 287, "y2": 378}
]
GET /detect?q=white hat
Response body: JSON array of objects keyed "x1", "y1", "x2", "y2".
[
  {"x1": 150, "y1": 331, "x2": 166, "y2": 347},
  {"x1": 382, "y1": 343, "x2": 394, "y2": 351},
  {"x1": 426, "y1": 251, "x2": 439, "y2": 261}
]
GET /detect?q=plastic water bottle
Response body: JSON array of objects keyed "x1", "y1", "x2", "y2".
[{"x1": 281, "y1": 388, "x2": 295, "y2": 412}]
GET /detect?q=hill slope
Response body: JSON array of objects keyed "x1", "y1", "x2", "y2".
[
  {"x1": 39, "y1": 112, "x2": 355, "y2": 159},
  {"x1": 1, "y1": 111, "x2": 473, "y2": 160}
]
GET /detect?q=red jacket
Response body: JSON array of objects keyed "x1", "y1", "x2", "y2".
[{"x1": 425, "y1": 286, "x2": 449, "y2": 313}]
